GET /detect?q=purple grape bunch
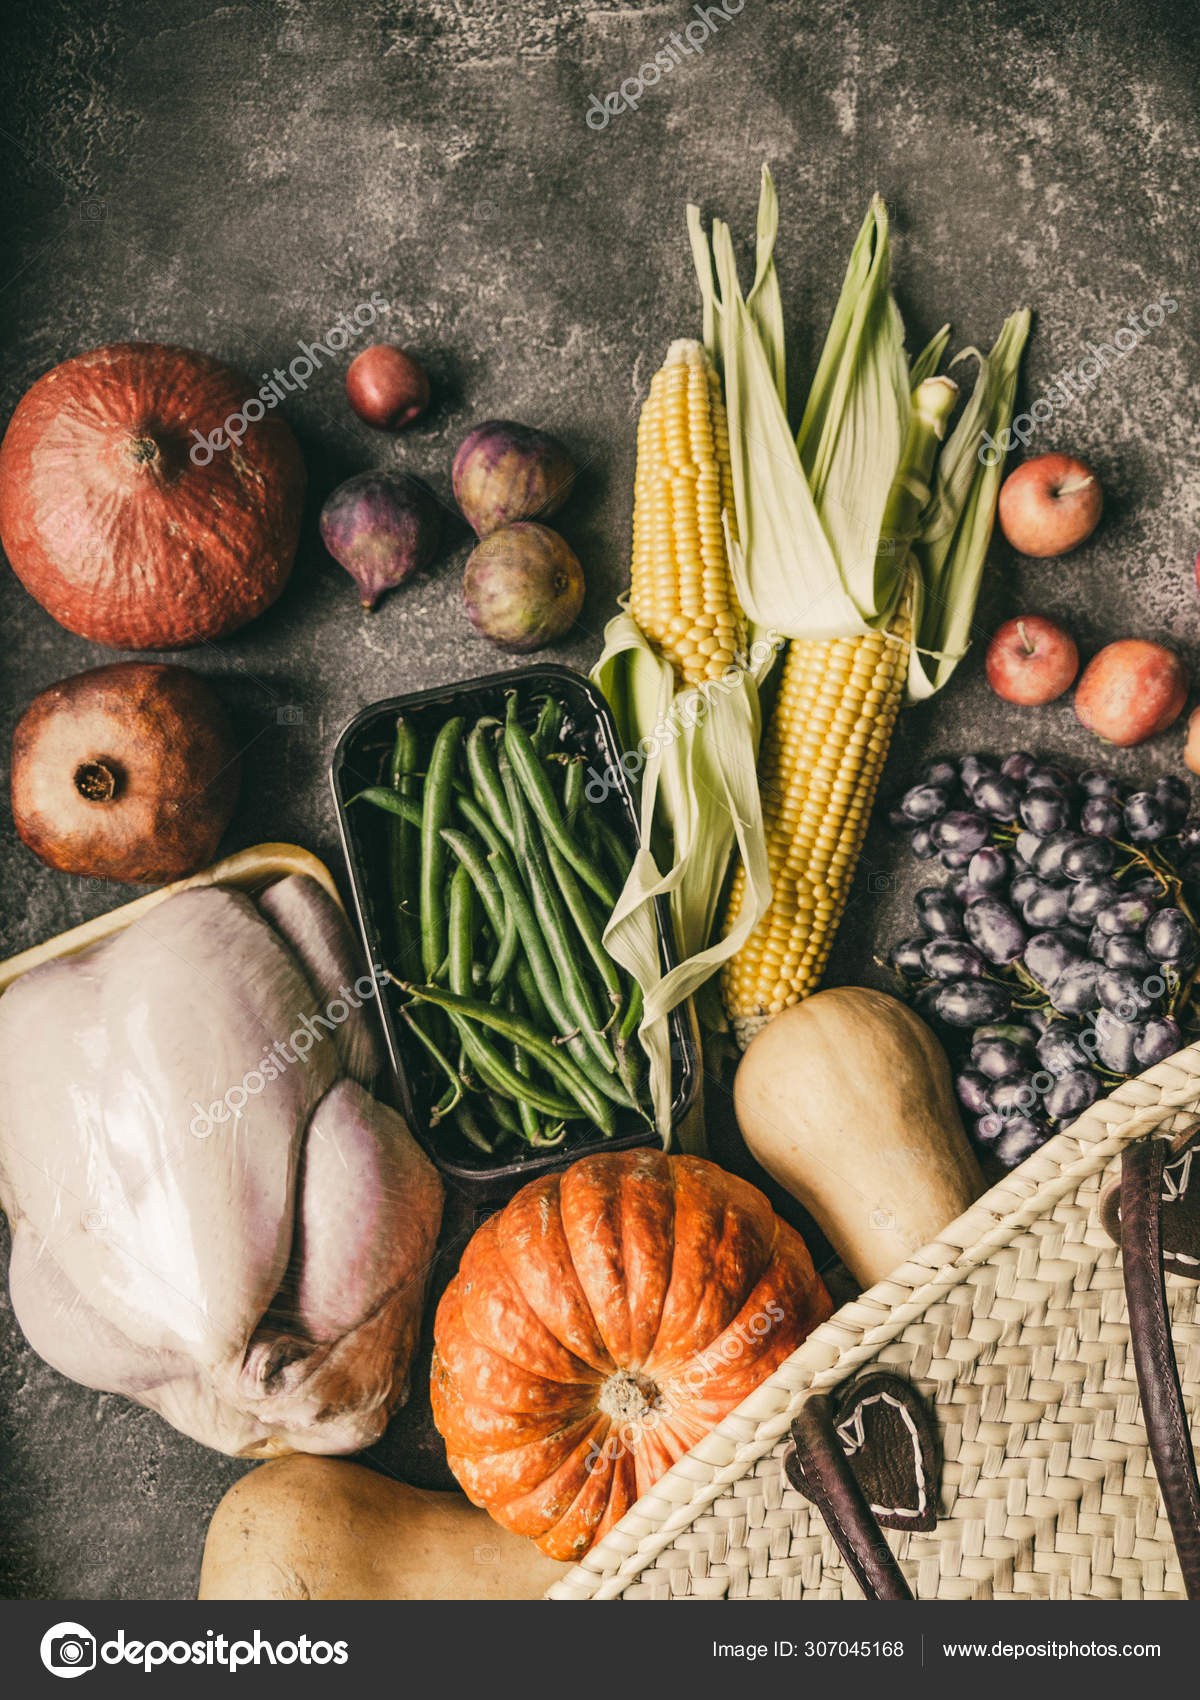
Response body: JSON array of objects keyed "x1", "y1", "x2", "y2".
[{"x1": 888, "y1": 752, "x2": 1200, "y2": 1169}]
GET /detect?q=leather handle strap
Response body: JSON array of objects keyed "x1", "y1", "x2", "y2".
[
  {"x1": 1121, "y1": 1137, "x2": 1200, "y2": 1600},
  {"x1": 787, "y1": 1395, "x2": 914, "y2": 1600},
  {"x1": 784, "y1": 1135, "x2": 1200, "y2": 1602}
]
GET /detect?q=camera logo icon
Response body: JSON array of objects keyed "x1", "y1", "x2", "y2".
[{"x1": 40, "y1": 1622, "x2": 96, "y2": 1677}]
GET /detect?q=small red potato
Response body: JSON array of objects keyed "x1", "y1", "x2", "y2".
[{"x1": 345, "y1": 344, "x2": 430, "y2": 431}]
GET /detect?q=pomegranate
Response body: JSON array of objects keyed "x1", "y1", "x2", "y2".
[{"x1": 11, "y1": 662, "x2": 242, "y2": 883}]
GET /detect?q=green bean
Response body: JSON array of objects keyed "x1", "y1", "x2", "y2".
[
  {"x1": 487, "y1": 915, "x2": 519, "y2": 987},
  {"x1": 495, "y1": 735, "x2": 607, "y2": 1030},
  {"x1": 451, "y1": 1018, "x2": 583, "y2": 1119},
  {"x1": 349, "y1": 787, "x2": 422, "y2": 827},
  {"x1": 614, "y1": 982, "x2": 645, "y2": 1099},
  {"x1": 386, "y1": 719, "x2": 423, "y2": 976},
  {"x1": 453, "y1": 789, "x2": 507, "y2": 857},
  {"x1": 530, "y1": 693, "x2": 562, "y2": 755},
  {"x1": 488, "y1": 844, "x2": 570, "y2": 1021},
  {"x1": 444, "y1": 970, "x2": 580, "y2": 1120},
  {"x1": 466, "y1": 719, "x2": 515, "y2": 849},
  {"x1": 591, "y1": 815, "x2": 635, "y2": 885},
  {"x1": 571, "y1": 1053, "x2": 640, "y2": 1111},
  {"x1": 544, "y1": 836, "x2": 623, "y2": 1003},
  {"x1": 420, "y1": 717, "x2": 465, "y2": 977},
  {"x1": 402, "y1": 983, "x2": 619, "y2": 1135},
  {"x1": 484, "y1": 1091, "x2": 523, "y2": 1139},
  {"x1": 489, "y1": 844, "x2": 620, "y2": 1087},
  {"x1": 431, "y1": 1078, "x2": 463, "y2": 1123},
  {"x1": 448, "y1": 865, "x2": 475, "y2": 996},
  {"x1": 364, "y1": 807, "x2": 519, "y2": 986},
  {"x1": 504, "y1": 986, "x2": 543, "y2": 1146},
  {"x1": 389, "y1": 717, "x2": 420, "y2": 785},
  {"x1": 495, "y1": 734, "x2": 533, "y2": 860},
  {"x1": 563, "y1": 758, "x2": 585, "y2": 829},
  {"x1": 453, "y1": 1099, "x2": 493, "y2": 1154},
  {"x1": 514, "y1": 959, "x2": 552, "y2": 1033},
  {"x1": 504, "y1": 696, "x2": 617, "y2": 908},
  {"x1": 400, "y1": 1010, "x2": 467, "y2": 1104},
  {"x1": 618, "y1": 979, "x2": 644, "y2": 1044},
  {"x1": 494, "y1": 759, "x2": 623, "y2": 1084},
  {"x1": 441, "y1": 827, "x2": 518, "y2": 985}
]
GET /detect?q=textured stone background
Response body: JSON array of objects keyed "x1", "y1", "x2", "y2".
[{"x1": 1, "y1": 0, "x2": 1199, "y2": 1600}]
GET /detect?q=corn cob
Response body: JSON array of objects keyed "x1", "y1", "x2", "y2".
[
  {"x1": 721, "y1": 375, "x2": 958, "y2": 1044},
  {"x1": 720, "y1": 603, "x2": 910, "y2": 1037},
  {"x1": 629, "y1": 338, "x2": 745, "y2": 687}
]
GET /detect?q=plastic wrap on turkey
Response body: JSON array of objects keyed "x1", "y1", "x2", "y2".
[{"x1": 0, "y1": 875, "x2": 443, "y2": 1457}]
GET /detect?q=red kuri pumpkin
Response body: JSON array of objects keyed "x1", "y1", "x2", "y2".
[
  {"x1": 0, "y1": 342, "x2": 305, "y2": 649},
  {"x1": 431, "y1": 1149, "x2": 832, "y2": 1561}
]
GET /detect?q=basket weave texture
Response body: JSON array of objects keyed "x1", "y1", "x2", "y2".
[{"x1": 547, "y1": 1046, "x2": 1200, "y2": 1601}]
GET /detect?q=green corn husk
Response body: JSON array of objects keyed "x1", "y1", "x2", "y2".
[
  {"x1": 906, "y1": 308, "x2": 1032, "y2": 700},
  {"x1": 594, "y1": 168, "x2": 1030, "y2": 1142}
]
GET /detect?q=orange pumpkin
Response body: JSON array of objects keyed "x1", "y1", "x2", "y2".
[
  {"x1": 431, "y1": 1149, "x2": 832, "y2": 1561},
  {"x1": 0, "y1": 342, "x2": 304, "y2": 650}
]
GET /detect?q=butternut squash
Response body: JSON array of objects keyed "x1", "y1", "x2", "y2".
[
  {"x1": 734, "y1": 987, "x2": 983, "y2": 1286},
  {"x1": 198, "y1": 1456, "x2": 567, "y2": 1600}
]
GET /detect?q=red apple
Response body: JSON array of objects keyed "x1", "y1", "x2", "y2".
[
  {"x1": 1074, "y1": 639, "x2": 1188, "y2": 747},
  {"x1": 985, "y1": 615, "x2": 1079, "y2": 705},
  {"x1": 345, "y1": 344, "x2": 430, "y2": 431},
  {"x1": 998, "y1": 453, "x2": 1103, "y2": 558},
  {"x1": 1185, "y1": 706, "x2": 1200, "y2": 776}
]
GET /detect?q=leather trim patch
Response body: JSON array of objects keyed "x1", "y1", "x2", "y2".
[
  {"x1": 785, "y1": 1371, "x2": 940, "y2": 1533},
  {"x1": 1099, "y1": 1123, "x2": 1200, "y2": 1284}
]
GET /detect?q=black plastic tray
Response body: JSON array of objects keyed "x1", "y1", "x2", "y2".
[{"x1": 329, "y1": 663, "x2": 699, "y2": 1200}]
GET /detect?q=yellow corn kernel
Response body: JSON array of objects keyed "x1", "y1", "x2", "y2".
[
  {"x1": 722, "y1": 603, "x2": 911, "y2": 1042},
  {"x1": 628, "y1": 338, "x2": 745, "y2": 688}
]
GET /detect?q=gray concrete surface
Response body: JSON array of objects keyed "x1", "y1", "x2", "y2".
[{"x1": 1, "y1": 0, "x2": 1199, "y2": 1599}]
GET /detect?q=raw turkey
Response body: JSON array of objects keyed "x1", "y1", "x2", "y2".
[{"x1": 0, "y1": 875, "x2": 442, "y2": 1457}]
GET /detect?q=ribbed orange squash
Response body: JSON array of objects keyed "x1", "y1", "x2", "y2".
[
  {"x1": 431, "y1": 1150, "x2": 832, "y2": 1561},
  {"x1": 0, "y1": 342, "x2": 304, "y2": 650}
]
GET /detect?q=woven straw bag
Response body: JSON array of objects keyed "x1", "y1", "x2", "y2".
[{"x1": 546, "y1": 1043, "x2": 1200, "y2": 1602}]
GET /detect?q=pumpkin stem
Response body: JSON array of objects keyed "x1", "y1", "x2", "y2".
[
  {"x1": 74, "y1": 759, "x2": 121, "y2": 803},
  {"x1": 598, "y1": 1368, "x2": 660, "y2": 1425},
  {"x1": 126, "y1": 435, "x2": 161, "y2": 468}
]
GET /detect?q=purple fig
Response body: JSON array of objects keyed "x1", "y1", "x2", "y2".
[
  {"x1": 319, "y1": 471, "x2": 440, "y2": 610},
  {"x1": 452, "y1": 420, "x2": 576, "y2": 537},
  {"x1": 462, "y1": 522, "x2": 584, "y2": 652}
]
